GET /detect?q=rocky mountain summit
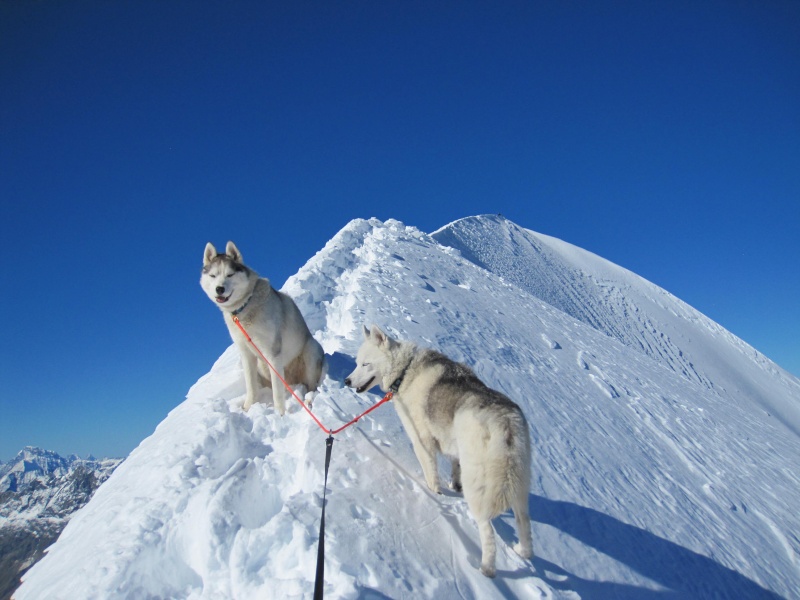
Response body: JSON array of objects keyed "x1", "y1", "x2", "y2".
[{"x1": 0, "y1": 447, "x2": 121, "y2": 600}]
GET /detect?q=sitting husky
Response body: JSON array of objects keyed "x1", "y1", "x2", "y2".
[
  {"x1": 200, "y1": 241, "x2": 326, "y2": 414},
  {"x1": 345, "y1": 325, "x2": 533, "y2": 577}
]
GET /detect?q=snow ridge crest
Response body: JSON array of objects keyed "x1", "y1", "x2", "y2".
[{"x1": 14, "y1": 215, "x2": 800, "y2": 600}]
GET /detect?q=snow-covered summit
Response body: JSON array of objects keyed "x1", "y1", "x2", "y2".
[
  {"x1": 432, "y1": 214, "x2": 800, "y2": 437},
  {"x1": 1, "y1": 447, "x2": 122, "y2": 600},
  {"x1": 1, "y1": 448, "x2": 71, "y2": 493},
  {"x1": 16, "y1": 217, "x2": 800, "y2": 599},
  {"x1": 0, "y1": 446, "x2": 119, "y2": 496}
]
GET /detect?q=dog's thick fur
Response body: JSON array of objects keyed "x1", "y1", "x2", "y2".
[
  {"x1": 200, "y1": 241, "x2": 326, "y2": 414},
  {"x1": 345, "y1": 325, "x2": 533, "y2": 577}
]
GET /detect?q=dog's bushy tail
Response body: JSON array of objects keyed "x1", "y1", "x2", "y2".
[
  {"x1": 492, "y1": 408, "x2": 531, "y2": 518},
  {"x1": 460, "y1": 406, "x2": 531, "y2": 520}
]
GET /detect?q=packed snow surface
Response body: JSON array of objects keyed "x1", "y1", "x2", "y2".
[
  {"x1": 432, "y1": 215, "x2": 800, "y2": 437},
  {"x1": 17, "y1": 216, "x2": 800, "y2": 599}
]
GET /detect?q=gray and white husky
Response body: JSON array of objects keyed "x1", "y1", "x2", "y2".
[
  {"x1": 345, "y1": 325, "x2": 533, "y2": 577},
  {"x1": 200, "y1": 241, "x2": 326, "y2": 414}
]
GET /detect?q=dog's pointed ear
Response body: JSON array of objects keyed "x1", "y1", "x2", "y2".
[
  {"x1": 225, "y1": 241, "x2": 243, "y2": 264},
  {"x1": 203, "y1": 243, "x2": 217, "y2": 266},
  {"x1": 371, "y1": 325, "x2": 394, "y2": 348},
  {"x1": 363, "y1": 325, "x2": 371, "y2": 340}
]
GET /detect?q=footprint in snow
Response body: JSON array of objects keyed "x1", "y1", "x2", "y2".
[
  {"x1": 541, "y1": 333, "x2": 561, "y2": 350},
  {"x1": 577, "y1": 350, "x2": 590, "y2": 370},
  {"x1": 340, "y1": 467, "x2": 358, "y2": 487},
  {"x1": 578, "y1": 351, "x2": 620, "y2": 399},
  {"x1": 349, "y1": 504, "x2": 374, "y2": 521},
  {"x1": 588, "y1": 373, "x2": 620, "y2": 399}
]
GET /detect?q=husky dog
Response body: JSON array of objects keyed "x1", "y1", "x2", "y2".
[
  {"x1": 200, "y1": 241, "x2": 326, "y2": 414},
  {"x1": 345, "y1": 325, "x2": 532, "y2": 577}
]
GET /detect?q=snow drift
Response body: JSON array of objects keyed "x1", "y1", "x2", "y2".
[{"x1": 15, "y1": 216, "x2": 800, "y2": 599}]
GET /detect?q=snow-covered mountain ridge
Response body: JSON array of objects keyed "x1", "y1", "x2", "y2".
[
  {"x1": 432, "y1": 215, "x2": 800, "y2": 437},
  {"x1": 1, "y1": 447, "x2": 121, "y2": 600},
  {"x1": 15, "y1": 216, "x2": 800, "y2": 599},
  {"x1": 0, "y1": 447, "x2": 120, "y2": 498}
]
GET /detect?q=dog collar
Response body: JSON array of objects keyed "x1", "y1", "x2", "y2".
[
  {"x1": 389, "y1": 361, "x2": 413, "y2": 394},
  {"x1": 390, "y1": 364, "x2": 410, "y2": 393},
  {"x1": 390, "y1": 377, "x2": 403, "y2": 393},
  {"x1": 230, "y1": 292, "x2": 253, "y2": 316}
]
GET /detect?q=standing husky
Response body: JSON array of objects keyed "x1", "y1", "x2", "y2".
[
  {"x1": 200, "y1": 241, "x2": 326, "y2": 414},
  {"x1": 345, "y1": 325, "x2": 532, "y2": 577}
]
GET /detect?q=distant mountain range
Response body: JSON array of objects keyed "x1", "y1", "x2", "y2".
[{"x1": 0, "y1": 447, "x2": 122, "y2": 600}]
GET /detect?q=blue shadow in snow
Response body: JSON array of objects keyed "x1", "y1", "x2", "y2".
[
  {"x1": 528, "y1": 495, "x2": 784, "y2": 599},
  {"x1": 326, "y1": 352, "x2": 356, "y2": 385}
]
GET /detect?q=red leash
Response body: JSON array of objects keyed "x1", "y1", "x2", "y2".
[
  {"x1": 231, "y1": 315, "x2": 393, "y2": 435},
  {"x1": 232, "y1": 315, "x2": 394, "y2": 599}
]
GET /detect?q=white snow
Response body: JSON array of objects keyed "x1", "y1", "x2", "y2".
[{"x1": 15, "y1": 216, "x2": 800, "y2": 599}]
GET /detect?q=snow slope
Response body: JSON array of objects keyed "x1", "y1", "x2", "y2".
[
  {"x1": 432, "y1": 215, "x2": 800, "y2": 438},
  {"x1": 16, "y1": 217, "x2": 800, "y2": 599}
]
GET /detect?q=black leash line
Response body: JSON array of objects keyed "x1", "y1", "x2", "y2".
[
  {"x1": 231, "y1": 318, "x2": 399, "y2": 597},
  {"x1": 313, "y1": 434, "x2": 334, "y2": 599}
]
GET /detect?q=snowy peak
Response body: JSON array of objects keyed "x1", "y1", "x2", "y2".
[
  {"x1": 284, "y1": 217, "x2": 444, "y2": 356},
  {"x1": 433, "y1": 214, "x2": 800, "y2": 437},
  {"x1": 1, "y1": 447, "x2": 71, "y2": 483},
  {"x1": 0, "y1": 447, "x2": 121, "y2": 520},
  {"x1": 1, "y1": 448, "x2": 70, "y2": 494},
  {"x1": 432, "y1": 214, "x2": 642, "y2": 320},
  {"x1": 283, "y1": 217, "x2": 385, "y2": 338},
  {"x1": 1, "y1": 448, "x2": 122, "y2": 600},
  {"x1": 15, "y1": 216, "x2": 800, "y2": 599}
]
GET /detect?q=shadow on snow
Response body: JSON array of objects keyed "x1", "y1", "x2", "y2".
[{"x1": 521, "y1": 495, "x2": 783, "y2": 599}]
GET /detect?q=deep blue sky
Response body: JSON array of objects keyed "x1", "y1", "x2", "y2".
[{"x1": 2, "y1": 1, "x2": 798, "y2": 460}]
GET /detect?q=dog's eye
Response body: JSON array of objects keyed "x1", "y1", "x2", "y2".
[
  {"x1": 226, "y1": 273, "x2": 234, "y2": 278},
  {"x1": 362, "y1": 362, "x2": 370, "y2": 367}
]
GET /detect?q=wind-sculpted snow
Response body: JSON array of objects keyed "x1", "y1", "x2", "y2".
[
  {"x1": 433, "y1": 214, "x2": 800, "y2": 437},
  {"x1": 17, "y1": 217, "x2": 800, "y2": 599}
]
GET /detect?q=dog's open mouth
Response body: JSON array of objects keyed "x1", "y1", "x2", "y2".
[
  {"x1": 356, "y1": 377, "x2": 376, "y2": 394},
  {"x1": 215, "y1": 294, "x2": 231, "y2": 304}
]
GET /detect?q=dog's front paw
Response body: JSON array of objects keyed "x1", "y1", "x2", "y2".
[
  {"x1": 480, "y1": 563, "x2": 496, "y2": 578},
  {"x1": 427, "y1": 481, "x2": 442, "y2": 494},
  {"x1": 304, "y1": 391, "x2": 316, "y2": 408}
]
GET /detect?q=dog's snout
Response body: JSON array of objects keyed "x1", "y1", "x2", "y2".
[
  {"x1": 216, "y1": 286, "x2": 225, "y2": 295},
  {"x1": 344, "y1": 377, "x2": 351, "y2": 387}
]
